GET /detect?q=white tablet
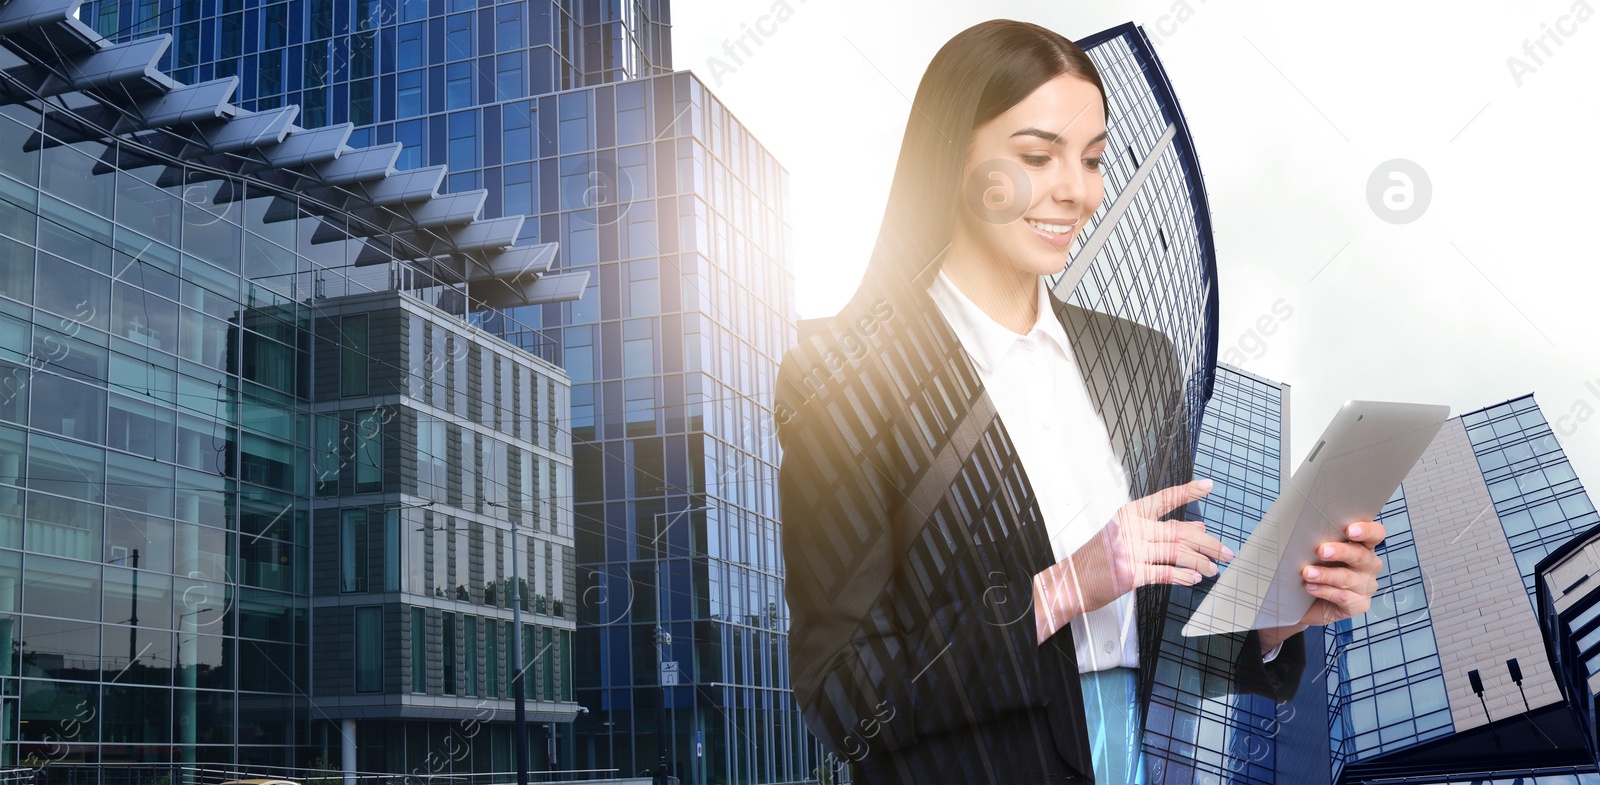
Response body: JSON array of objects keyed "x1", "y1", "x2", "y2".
[{"x1": 1180, "y1": 399, "x2": 1450, "y2": 637}]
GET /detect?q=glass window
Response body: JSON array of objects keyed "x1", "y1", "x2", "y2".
[
  {"x1": 1499, "y1": 509, "x2": 1534, "y2": 537},
  {"x1": 496, "y1": 53, "x2": 525, "y2": 102},
  {"x1": 558, "y1": 94, "x2": 589, "y2": 157},
  {"x1": 561, "y1": 628, "x2": 572, "y2": 700},
  {"x1": 464, "y1": 615, "x2": 478, "y2": 696},
  {"x1": 112, "y1": 280, "x2": 179, "y2": 354},
  {"x1": 397, "y1": 70, "x2": 424, "y2": 119},
  {"x1": 1487, "y1": 477, "x2": 1520, "y2": 503},
  {"x1": 349, "y1": 78, "x2": 374, "y2": 127},
  {"x1": 522, "y1": 624, "x2": 535, "y2": 699},
  {"x1": 502, "y1": 620, "x2": 515, "y2": 696},
  {"x1": 504, "y1": 163, "x2": 534, "y2": 216},
  {"x1": 35, "y1": 258, "x2": 109, "y2": 331},
  {"x1": 620, "y1": 321, "x2": 652, "y2": 378},
  {"x1": 485, "y1": 621, "x2": 499, "y2": 697},
  {"x1": 448, "y1": 111, "x2": 478, "y2": 170},
  {"x1": 41, "y1": 143, "x2": 114, "y2": 219},
  {"x1": 315, "y1": 415, "x2": 340, "y2": 496},
  {"x1": 1561, "y1": 492, "x2": 1597, "y2": 519},
  {"x1": 445, "y1": 12, "x2": 473, "y2": 60},
  {"x1": 627, "y1": 259, "x2": 659, "y2": 318},
  {"x1": 29, "y1": 371, "x2": 106, "y2": 443},
  {"x1": 417, "y1": 414, "x2": 447, "y2": 501},
  {"x1": 355, "y1": 408, "x2": 384, "y2": 494},
  {"x1": 542, "y1": 626, "x2": 554, "y2": 700},
  {"x1": 503, "y1": 102, "x2": 534, "y2": 164},
  {"x1": 445, "y1": 62, "x2": 473, "y2": 110},
  {"x1": 355, "y1": 606, "x2": 382, "y2": 693},
  {"x1": 496, "y1": 4, "x2": 524, "y2": 51},
  {"x1": 617, "y1": 81, "x2": 647, "y2": 146},
  {"x1": 410, "y1": 607, "x2": 427, "y2": 693},
  {"x1": 563, "y1": 325, "x2": 593, "y2": 384},
  {"x1": 22, "y1": 615, "x2": 101, "y2": 682},
  {"x1": 443, "y1": 612, "x2": 457, "y2": 694},
  {"x1": 1546, "y1": 461, "x2": 1578, "y2": 486},
  {"x1": 396, "y1": 120, "x2": 424, "y2": 171},
  {"x1": 341, "y1": 508, "x2": 368, "y2": 593},
  {"x1": 1571, "y1": 597, "x2": 1600, "y2": 637},
  {"x1": 620, "y1": 198, "x2": 652, "y2": 259},
  {"x1": 24, "y1": 554, "x2": 102, "y2": 621},
  {"x1": 0, "y1": 234, "x2": 31, "y2": 304},
  {"x1": 398, "y1": 21, "x2": 424, "y2": 68}
]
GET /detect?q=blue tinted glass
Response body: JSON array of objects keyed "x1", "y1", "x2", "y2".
[
  {"x1": 445, "y1": 13, "x2": 472, "y2": 61},
  {"x1": 398, "y1": 70, "x2": 424, "y2": 118},
  {"x1": 398, "y1": 22, "x2": 424, "y2": 69}
]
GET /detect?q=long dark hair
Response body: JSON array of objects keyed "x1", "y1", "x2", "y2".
[{"x1": 848, "y1": 19, "x2": 1108, "y2": 313}]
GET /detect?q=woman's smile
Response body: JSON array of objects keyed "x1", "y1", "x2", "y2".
[{"x1": 1024, "y1": 217, "x2": 1081, "y2": 249}]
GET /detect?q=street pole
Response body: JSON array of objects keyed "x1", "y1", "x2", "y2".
[
  {"x1": 649, "y1": 507, "x2": 703, "y2": 785},
  {"x1": 513, "y1": 524, "x2": 529, "y2": 785},
  {"x1": 654, "y1": 545, "x2": 670, "y2": 785}
]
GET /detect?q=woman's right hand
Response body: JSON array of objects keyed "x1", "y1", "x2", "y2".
[{"x1": 1033, "y1": 478, "x2": 1234, "y2": 644}]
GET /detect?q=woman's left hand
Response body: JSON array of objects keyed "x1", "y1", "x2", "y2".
[
  {"x1": 1300, "y1": 519, "x2": 1386, "y2": 626},
  {"x1": 1258, "y1": 520, "x2": 1387, "y2": 651}
]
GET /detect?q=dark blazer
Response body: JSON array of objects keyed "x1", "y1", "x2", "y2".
[{"x1": 774, "y1": 276, "x2": 1307, "y2": 784}]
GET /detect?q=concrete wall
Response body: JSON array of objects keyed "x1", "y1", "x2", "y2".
[{"x1": 1406, "y1": 418, "x2": 1563, "y2": 730}]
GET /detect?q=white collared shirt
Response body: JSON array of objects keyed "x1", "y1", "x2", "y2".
[{"x1": 926, "y1": 268, "x2": 1282, "y2": 670}]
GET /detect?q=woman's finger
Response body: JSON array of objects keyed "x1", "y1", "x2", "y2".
[
  {"x1": 1344, "y1": 519, "x2": 1387, "y2": 547},
  {"x1": 1127, "y1": 534, "x2": 1218, "y2": 578},
  {"x1": 1135, "y1": 562, "x2": 1203, "y2": 588},
  {"x1": 1315, "y1": 541, "x2": 1383, "y2": 575},
  {"x1": 1171, "y1": 520, "x2": 1233, "y2": 563},
  {"x1": 1302, "y1": 564, "x2": 1378, "y2": 596},
  {"x1": 1305, "y1": 582, "x2": 1371, "y2": 617},
  {"x1": 1126, "y1": 478, "x2": 1213, "y2": 522}
]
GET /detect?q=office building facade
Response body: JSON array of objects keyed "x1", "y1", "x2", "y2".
[
  {"x1": 1538, "y1": 514, "x2": 1600, "y2": 777},
  {"x1": 1325, "y1": 393, "x2": 1599, "y2": 784},
  {"x1": 0, "y1": 1, "x2": 581, "y2": 775},
  {"x1": 79, "y1": 1, "x2": 812, "y2": 782},
  {"x1": 306, "y1": 290, "x2": 578, "y2": 776}
]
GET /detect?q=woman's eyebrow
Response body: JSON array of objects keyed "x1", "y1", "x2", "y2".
[{"x1": 1009, "y1": 128, "x2": 1108, "y2": 146}]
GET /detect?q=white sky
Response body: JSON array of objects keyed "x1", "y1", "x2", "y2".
[{"x1": 670, "y1": 1, "x2": 1600, "y2": 489}]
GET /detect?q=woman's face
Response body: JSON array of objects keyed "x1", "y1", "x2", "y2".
[{"x1": 956, "y1": 72, "x2": 1108, "y2": 278}]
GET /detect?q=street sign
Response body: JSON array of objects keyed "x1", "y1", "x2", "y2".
[
  {"x1": 661, "y1": 660, "x2": 679, "y2": 686},
  {"x1": 696, "y1": 730, "x2": 703, "y2": 757}
]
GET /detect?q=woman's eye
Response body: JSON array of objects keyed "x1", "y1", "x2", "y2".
[
  {"x1": 1020, "y1": 154, "x2": 1050, "y2": 167},
  {"x1": 1085, "y1": 157, "x2": 1104, "y2": 171}
]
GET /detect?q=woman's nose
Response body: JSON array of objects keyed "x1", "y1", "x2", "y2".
[{"x1": 1047, "y1": 159, "x2": 1089, "y2": 204}]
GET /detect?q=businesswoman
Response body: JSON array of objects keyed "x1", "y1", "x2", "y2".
[{"x1": 773, "y1": 18, "x2": 1387, "y2": 785}]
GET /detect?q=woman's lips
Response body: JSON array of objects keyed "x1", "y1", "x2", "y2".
[{"x1": 1026, "y1": 219, "x2": 1078, "y2": 248}]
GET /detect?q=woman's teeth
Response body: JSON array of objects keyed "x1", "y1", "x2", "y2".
[{"x1": 1026, "y1": 219, "x2": 1076, "y2": 234}]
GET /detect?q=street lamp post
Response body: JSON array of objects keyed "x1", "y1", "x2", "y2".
[
  {"x1": 478, "y1": 501, "x2": 532, "y2": 785},
  {"x1": 650, "y1": 506, "x2": 707, "y2": 785},
  {"x1": 512, "y1": 527, "x2": 530, "y2": 785}
]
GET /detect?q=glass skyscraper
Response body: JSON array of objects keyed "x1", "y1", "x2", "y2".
[
  {"x1": 0, "y1": 0, "x2": 583, "y2": 777},
  {"x1": 79, "y1": 1, "x2": 811, "y2": 782}
]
